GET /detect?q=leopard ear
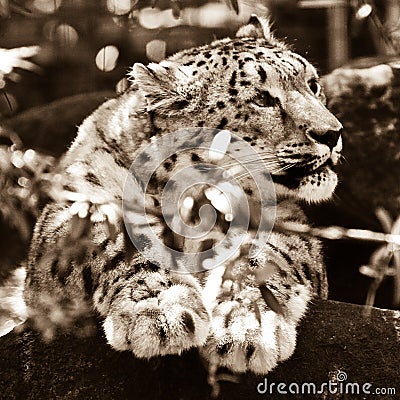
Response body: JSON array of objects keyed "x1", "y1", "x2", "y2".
[
  {"x1": 236, "y1": 15, "x2": 287, "y2": 49},
  {"x1": 236, "y1": 14, "x2": 272, "y2": 39},
  {"x1": 129, "y1": 62, "x2": 191, "y2": 113}
]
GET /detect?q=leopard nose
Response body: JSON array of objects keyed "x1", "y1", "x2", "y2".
[{"x1": 309, "y1": 129, "x2": 342, "y2": 151}]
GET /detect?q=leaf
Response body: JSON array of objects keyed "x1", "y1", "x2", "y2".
[
  {"x1": 9, "y1": 1, "x2": 32, "y2": 16},
  {"x1": 2, "y1": 90, "x2": 12, "y2": 111},
  {"x1": 253, "y1": 300, "x2": 262, "y2": 324},
  {"x1": 375, "y1": 207, "x2": 393, "y2": 233},
  {"x1": 224, "y1": 0, "x2": 239, "y2": 14},
  {"x1": 258, "y1": 285, "x2": 285, "y2": 316},
  {"x1": 359, "y1": 265, "x2": 382, "y2": 279},
  {"x1": 391, "y1": 215, "x2": 400, "y2": 235}
]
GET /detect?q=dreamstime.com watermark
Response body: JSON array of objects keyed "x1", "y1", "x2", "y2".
[{"x1": 256, "y1": 371, "x2": 396, "y2": 396}]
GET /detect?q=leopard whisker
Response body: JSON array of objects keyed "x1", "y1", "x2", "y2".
[
  {"x1": 271, "y1": 163, "x2": 297, "y2": 174},
  {"x1": 221, "y1": 155, "x2": 279, "y2": 171},
  {"x1": 220, "y1": 159, "x2": 274, "y2": 171},
  {"x1": 233, "y1": 162, "x2": 295, "y2": 180},
  {"x1": 231, "y1": 162, "x2": 292, "y2": 182},
  {"x1": 228, "y1": 161, "x2": 282, "y2": 181}
]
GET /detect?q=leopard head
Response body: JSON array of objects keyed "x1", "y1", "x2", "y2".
[{"x1": 130, "y1": 15, "x2": 342, "y2": 203}]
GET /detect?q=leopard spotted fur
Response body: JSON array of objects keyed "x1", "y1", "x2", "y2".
[{"x1": 24, "y1": 15, "x2": 343, "y2": 374}]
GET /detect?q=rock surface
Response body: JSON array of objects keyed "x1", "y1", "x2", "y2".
[
  {"x1": 3, "y1": 91, "x2": 114, "y2": 157},
  {"x1": 308, "y1": 59, "x2": 400, "y2": 306},
  {"x1": 319, "y1": 58, "x2": 400, "y2": 225},
  {"x1": 0, "y1": 299, "x2": 399, "y2": 400}
]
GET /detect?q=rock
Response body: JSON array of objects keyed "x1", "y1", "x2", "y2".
[
  {"x1": 304, "y1": 59, "x2": 400, "y2": 307},
  {"x1": 320, "y1": 58, "x2": 400, "y2": 224},
  {"x1": 0, "y1": 300, "x2": 399, "y2": 399},
  {"x1": 3, "y1": 91, "x2": 114, "y2": 157}
]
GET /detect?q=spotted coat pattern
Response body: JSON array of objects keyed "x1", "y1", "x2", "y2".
[{"x1": 24, "y1": 16, "x2": 343, "y2": 374}]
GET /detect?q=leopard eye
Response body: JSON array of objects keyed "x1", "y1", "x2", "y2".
[
  {"x1": 252, "y1": 90, "x2": 278, "y2": 107},
  {"x1": 308, "y1": 78, "x2": 321, "y2": 96}
]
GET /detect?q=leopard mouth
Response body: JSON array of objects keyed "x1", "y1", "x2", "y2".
[{"x1": 271, "y1": 160, "x2": 334, "y2": 189}]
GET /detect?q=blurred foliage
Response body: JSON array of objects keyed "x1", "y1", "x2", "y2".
[
  {"x1": 0, "y1": 0, "x2": 268, "y2": 115},
  {"x1": 0, "y1": 126, "x2": 54, "y2": 240},
  {"x1": 0, "y1": 266, "x2": 26, "y2": 337},
  {"x1": 0, "y1": 46, "x2": 40, "y2": 88},
  {"x1": 361, "y1": 208, "x2": 400, "y2": 312},
  {"x1": 0, "y1": 0, "x2": 399, "y2": 117},
  {"x1": 0, "y1": 0, "x2": 398, "y2": 115}
]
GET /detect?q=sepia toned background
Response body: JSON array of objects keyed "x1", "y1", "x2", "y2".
[{"x1": 0, "y1": 0, "x2": 399, "y2": 116}]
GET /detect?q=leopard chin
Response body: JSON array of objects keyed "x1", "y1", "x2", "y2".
[
  {"x1": 296, "y1": 165, "x2": 338, "y2": 202},
  {"x1": 272, "y1": 163, "x2": 338, "y2": 203}
]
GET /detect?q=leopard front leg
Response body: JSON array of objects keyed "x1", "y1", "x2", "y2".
[
  {"x1": 200, "y1": 232, "x2": 326, "y2": 375},
  {"x1": 94, "y1": 255, "x2": 210, "y2": 358}
]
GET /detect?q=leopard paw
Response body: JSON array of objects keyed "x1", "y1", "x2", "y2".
[
  {"x1": 201, "y1": 269, "x2": 310, "y2": 374},
  {"x1": 102, "y1": 275, "x2": 210, "y2": 358}
]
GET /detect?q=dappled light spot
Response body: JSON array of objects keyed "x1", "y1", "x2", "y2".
[
  {"x1": 42, "y1": 20, "x2": 58, "y2": 40},
  {"x1": 355, "y1": 4, "x2": 372, "y2": 20},
  {"x1": 23, "y1": 149, "x2": 36, "y2": 164},
  {"x1": 116, "y1": 77, "x2": 129, "y2": 94},
  {"x1": 32, "y1": 0, "x2": 62, "y2": 14},
  {"x1": 139, "y1": 7, "x2": 180, "y2": 29},
  {"x1": 139, "y1": 8, "x2": 163, "y2": 29},
  {"x1": 95, "y1": 45, "x2": 119, "y2": 72},
  {"x1": 54, "y1": 24, "x2": 79, "y2": 47},
  {"x1": 11, "y1": 150, "x2": 25, "y2": 168},
  {"x1": 195, "y1": 3, "x2": 236, "y2": 28},
  {"x1": 146, "y1": 40, "x2": 166, "y2": 62},
  {"x1": 107, "y1": 0, "x2": 134, "y2": 16}
]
